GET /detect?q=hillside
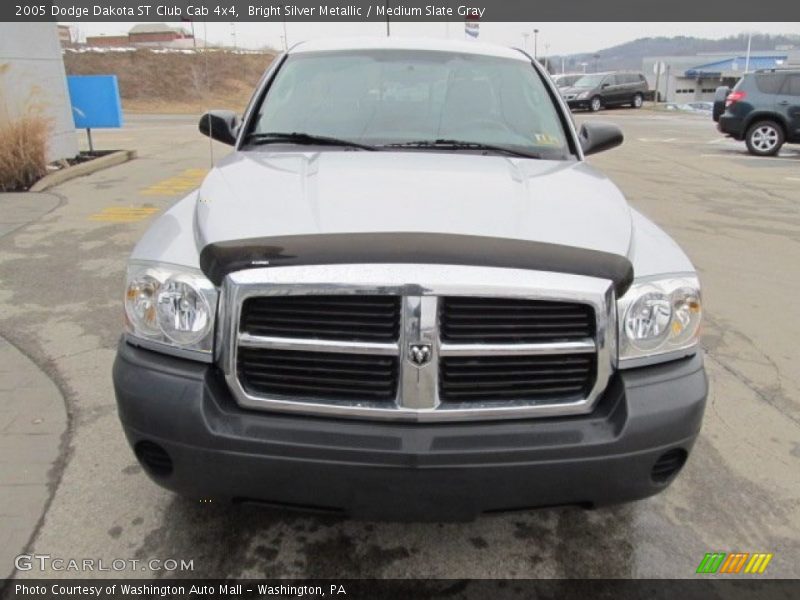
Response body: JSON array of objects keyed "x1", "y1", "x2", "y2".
[
  {"x1": 63, "y1": 49, "x2": 276, "y2": 113},
  {"x1": 552, "y1": 33, "x2": 800, "y2": 73}
]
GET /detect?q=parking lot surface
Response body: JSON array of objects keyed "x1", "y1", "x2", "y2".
[{"x1": 1, "y1": 109, "x2": 798, "y2": 579}]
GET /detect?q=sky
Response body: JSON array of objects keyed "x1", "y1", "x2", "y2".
[{"x1": 68, "y1": 22, "x2": 800, "y2": 56}]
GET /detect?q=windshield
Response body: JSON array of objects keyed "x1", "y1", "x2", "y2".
[
  {"x1": 248, "y1": 50, "x2": 571, "y2": 159},
  {"x1": 573, "y1": 74, "x2": 607, "y2": 88},
  {"x1": 554, "y1": 74, "x2": 579, "y2": 88}
]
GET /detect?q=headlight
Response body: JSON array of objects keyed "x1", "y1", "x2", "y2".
[
  {"x1": 124, "y1": 261, "x2": 218, "y2": 361},
  {"x1": 617, "y1": 275, "x2": 702, "y2": 367},
  {"x1": 577, "y1": 91, "x2": 590, "y2": 99}
]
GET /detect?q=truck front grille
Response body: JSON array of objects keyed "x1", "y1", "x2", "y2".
[
  {"x1": 240, "y1": 295, "x2": 401, "y2": 342},
  {"x1": 440, "y1": 353, "x2": 595, "y2": 402},
  {"x1": 224, "y1": 267, "x2": 613, "y2": 421},
  {"x1": 238, "y1": 347, "x2": 399, "y2": 402},
  {"x1": 440, "y1": 296, "x2": 595, "y2": 343}
]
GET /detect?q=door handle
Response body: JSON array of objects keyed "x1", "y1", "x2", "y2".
[{"x1": 778, "y1": 101, "x2": 790, "y2": 105}]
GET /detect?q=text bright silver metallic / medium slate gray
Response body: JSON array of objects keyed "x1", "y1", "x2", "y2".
[{"x1": 113, "y1": 37, "x2": 707, "y2": 521}]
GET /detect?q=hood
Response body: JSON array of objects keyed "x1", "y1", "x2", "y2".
[
  {"x1": 195, "y1": 151, "x2": 633, "y2": 286},
  {"x1": 560, "y1": 86, "x2": 592, "y2": 96}
]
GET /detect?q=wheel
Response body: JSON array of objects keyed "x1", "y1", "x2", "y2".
[
  {"x1": 745, "y1": 120, "x2": 784, "y2": 156},
  {"x1": 589, "y1": 96, "x2": 602, "y2": 112},
  {"x1": 631, "y1": 93, "x2": 643, "y2": 109}
]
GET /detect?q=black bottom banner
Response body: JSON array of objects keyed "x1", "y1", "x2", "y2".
[{"x1": 2, "y1": 579, "x2": 800, "y2": 600}]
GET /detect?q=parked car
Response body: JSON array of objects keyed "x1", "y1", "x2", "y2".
[
  {"x1": 714, "y1": 69, "x2": 800, "y2": 156},
  {"x1": 552, "y1": 73, "x2": 584, "y2": 88},
  {"x1": 666, "y1": 101, "x2": 713, "y2": 114},
  {"x1": 562, "y1": 71, "x2": 649, "y2": 112},
  {"x1": 113, "y1": 38, "x2": 706, "y2": 522}
]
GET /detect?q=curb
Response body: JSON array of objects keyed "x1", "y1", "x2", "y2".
[{"x1": 30, "y1": 150, "x2": 137, "y2": 192}]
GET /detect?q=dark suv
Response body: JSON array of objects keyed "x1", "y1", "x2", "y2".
[
  {"x1": 561, "y1": 71, "x2": 649, "y2": 112},
  {"x1": 714, "y1": 69, "x2": 800, "y2": 156}
]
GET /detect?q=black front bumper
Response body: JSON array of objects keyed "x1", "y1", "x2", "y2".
[
  {"x1": 566, "y1": 99, "x2": 590, "y2": 110},
  {"x1": 113, "y1": 340, "x2": 707, "y2": 521}
]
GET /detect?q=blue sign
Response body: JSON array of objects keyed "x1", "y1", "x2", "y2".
[{"x1": 67, "y1": 75, "x2": 123, "y2": 129}]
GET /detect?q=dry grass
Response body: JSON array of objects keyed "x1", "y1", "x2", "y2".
[
  {"x1": 0, "y1": 114, "x2": 50, "y2": 191},
  {"x1": 64, "y1": 50, "x2": 276, "y2": 114}
]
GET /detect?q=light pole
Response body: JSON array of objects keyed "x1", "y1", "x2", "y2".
[
  {"x1": 744, "y1": 31, "x2": 753, "y2": 73},
  {"x1": 533, "y1": 28, "x2": 539, "y2": 61}
]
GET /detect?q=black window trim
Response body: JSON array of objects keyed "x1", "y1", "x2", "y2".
[{"x1": 780, "y1": 74, "x2": 800, "y2": 96}]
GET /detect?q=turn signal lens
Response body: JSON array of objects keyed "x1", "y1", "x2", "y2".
[
  {"x1": 670, "y1": 288, "x2": 702, "y2": 345},
  {"x1": 125, "y1": 275, "x2": 161, "y2": 336}
]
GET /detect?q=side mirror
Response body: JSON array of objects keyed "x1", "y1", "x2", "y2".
[
  {"x1": 199, "y1": 110, "x2": 239, "y2": 146},
  {"x1": 579, "y1": 122, "x2": 623, "y2": 156},
  {"x1": 601, "y1": 83, "x2": 610, "y2": 89}
]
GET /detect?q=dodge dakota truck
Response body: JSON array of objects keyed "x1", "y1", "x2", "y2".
[{"x1": 113, "y1": 38, "x2": 707, "y2": 521}]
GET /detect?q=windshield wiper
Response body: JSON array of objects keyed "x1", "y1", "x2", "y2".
[
  {"x1": 381, "y1": 139, "x2": 542, "y2": 159},
  {"x1": 244, "y1": 132, "x2": 377, "y2": 151}
]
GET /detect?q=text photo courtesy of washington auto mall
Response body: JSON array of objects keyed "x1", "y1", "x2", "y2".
[{"x1": 1, "y1": 0, "x2": 800, "y2": 597}]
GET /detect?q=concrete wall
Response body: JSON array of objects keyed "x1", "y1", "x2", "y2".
[{"x1": 0, "y1": 23, "x2": 79, "y2": 162}]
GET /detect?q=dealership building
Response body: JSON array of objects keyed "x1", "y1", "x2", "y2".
[
  {"x1": 642, "y1": 49, "x2": 800, "y2": 102},
  {"x1": 0, "y1": 22, "x2": 78, "y2": 162}
]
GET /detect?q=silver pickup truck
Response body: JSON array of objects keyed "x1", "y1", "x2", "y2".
[{"x1": 113, "y1": 38, "x2": 707, "y2": 521}]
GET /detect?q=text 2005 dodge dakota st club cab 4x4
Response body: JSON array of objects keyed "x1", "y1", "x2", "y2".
[{"x1": 113, "y1": 38, "x2": 707, "y2": 521}]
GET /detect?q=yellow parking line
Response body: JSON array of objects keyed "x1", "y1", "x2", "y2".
[
  {"x1": 141, "y1": 168, "x2": 208, "y2": 196},
  {"x1": 89, "y1": 206, "x2": 160, "y2": 223}
]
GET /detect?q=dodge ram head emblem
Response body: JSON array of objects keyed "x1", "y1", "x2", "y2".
[{"x1": 409, "y1": 344, "x2": 432, "y2": 366}]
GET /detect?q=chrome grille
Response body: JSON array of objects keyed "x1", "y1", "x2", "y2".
[
  {"x1": 222, "y1": 265, "x2": 615, "y2": 422},
  {"x1": 240, "y1": 295, "x2": 401, "y2": 342},
  {"x1": 238, "y1": 347, "x2": 399, "y2": 402},
  {"x1": 440, "y1": 354, "x2": 596, "y2": 403},
  {"x1": 439, "y1": 296, "x2": 595, "y2": 343}
]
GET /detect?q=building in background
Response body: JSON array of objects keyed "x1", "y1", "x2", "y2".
[
  {"x1": 85, "y1": 23, "x2": 195, "y2": 49},
  {"x1": 84, "y1": 35, "x2": 130, "y2": 48},
  {"x1": 57, "y1": 25, "x2": 73, "y2": 47},
  {"x1": 0, "y1": 23, "x2": 79, "y2": 162},
  {"x1": 643, "y1": 49, "x2": 800, "y2": 102}
]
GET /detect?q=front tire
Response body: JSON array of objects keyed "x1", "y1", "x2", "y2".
[
  {"x1": 590, "y1": 96, "x2": 602, "y2": 112},
  {"x1": 632, "y1": 93, "x2": 643, "y2": 108},
  {"x1": 745, "y1": 120, "x2": 784, "y2": 156}
]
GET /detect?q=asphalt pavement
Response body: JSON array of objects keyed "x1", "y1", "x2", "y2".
[
  {"x1": 1, "y1": 109, "x2": 798, "y2": 579},
  {"x1": 0, "y1": 193, "x2": 68, "y2": 580}
]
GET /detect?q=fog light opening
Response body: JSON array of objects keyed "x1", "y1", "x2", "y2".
[
  {"x1": 651, "y1": 448, "x2": 687, "y2": 483},
  {"x1": 134, "y1": 440, "x2": 173, "y2": 477}
]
